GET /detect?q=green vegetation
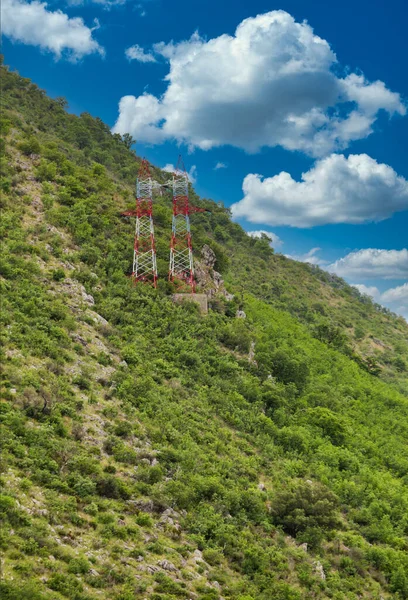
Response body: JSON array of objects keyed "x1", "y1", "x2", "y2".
[{"x1": 1, "y1": 60, "x2": 408, "y2": 599}]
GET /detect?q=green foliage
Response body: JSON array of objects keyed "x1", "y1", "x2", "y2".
[
  {"x1": 18, "y1": 136, "x2": 41, "y2": 156},
  {"x1": 271, "y1": 480, "x2": 339, "y2": 539},
  {"x1": 1, "y1": 61, "x2": 408, "y2": 600}
]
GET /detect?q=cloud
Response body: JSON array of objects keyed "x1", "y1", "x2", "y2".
[
  {"x1": 353, "y1": 282, "x2": 408, "y2": 320},
  {"x1": 381, "y1": 283, "x2": 408, "y2": 321},
  {"x1": 214, "y1": 162, "x2": 227, "y2": 170},
  {"x1": 162, "y1": 163, "x2": 197, "y2": 184},
  {"x1": 285, "y1": 247, "x2": 327, "y2": 266},
  {"x1": 112, "y1": 10, "x2": 405, "y2": 155},
  {"x1": 247, "y1": 230, "x2": 283, "y2": 248},
  {"x1": 381, "y1": 282, "x2": 408, "y2": 303},
  {"x1": 66, "y1": 0, "x2": 131, "y2": 7},
  {"x1": 230, "y1": 154, "x2": 408, "y2": 227},
  {"x1": 353, "y1": 284, "x2": 380, "y2": 300},
  {"x1": 329, "y1": 249, "x2": 408, "y2": 280},
  {"x1": 2, "y1": 0, "x2": 104, "y2": 59},
  {"x1": 125, "y1": 44, "x2": 156, "y2": 63}
]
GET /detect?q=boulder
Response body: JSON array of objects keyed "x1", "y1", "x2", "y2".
[{"x1": 158, "y1": 559, "x2": 177, "y2": 572}]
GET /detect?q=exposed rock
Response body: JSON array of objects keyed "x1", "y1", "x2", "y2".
[
  {"x1": 146, "y1": 565, "x2": 161, "y2": 574},
  {"x1": 60, "y1": 279, "x2": 94, "y2": 307},
  {"x1": 158, "y1": 559, "x2": 177, "y2": 572},
  {"x1": 5, "y1": 349, "x2": 23, "y2": 359},
  {"x1": 193, "y1": 262, "x2": 207, "y2": 287},
  {"x1": 162, "y1": 508, "x2": 179, "y2": 518},
  {"x1": 201, "y1": 244, "x2": 217, "y2": 268},
  {"x1": 62, "y1": 536, "x2": 78, "y2": 546},
  {"x1": 314, "y1": 560, "x2": 326, "y2": 580},
  {"x1": 71, "y1": 333, "x2": 87, "y2": 346},
  {"x1": 299, "y1": 543, "x2": 308, "y2": 552},
  {"x1": 127, "y1": 499, "x2": 155, "y2": 513},
  {"x1": 258, "y1": 482, "x2": 266, "y2": 492},
  {"x1": 82, "y1": 291, "x2": 95, "y2": 306},
  {"x1": 212, "y1": 270, "x2": 223, "y2": 290},
  {"x1": 236, "y1": 310, "x2": 246, "y2": 319},
  {"x1": 90, "y1": 312, "x2": 109, "y2": 327},
  {"x1": 60, "y1": 261, "x2": 75, "y2": 271},
  {"x1": 193, "y1": 549, "x2": 203, "y2": 561}
]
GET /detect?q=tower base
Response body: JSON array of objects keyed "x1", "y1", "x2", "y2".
[{"x1": 172, "y1": 293, "x2": 208, "y2": 314}]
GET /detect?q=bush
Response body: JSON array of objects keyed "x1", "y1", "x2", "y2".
[
  {"x1": 18, "y1": 136, "x2": 41, "y2": 156},
  {"x1": 36, "y1": 160, "x2": 57, "y2": 182},
  {"x1": 48, "y1": 573, "x2": 84, "y2": 596},
  {"x1": 305, "y1": 407, "x2": 348, "y2": 446},
  {"x1": 68, "y1": 556, "x2": 91, "y2": 574},
  {"x1": 52, "y1": 268, "x2": 65, "y2": 282},
  {"x1": 96, "y1": 475, "x2": 132, "y2": 499},
  {"x1": 271, "y1": 480, "x2": 339, "y2": 540}
]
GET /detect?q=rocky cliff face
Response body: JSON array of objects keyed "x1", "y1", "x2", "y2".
[{"x1": 195, "y1": 244, "x2": 234, "y2": 301}]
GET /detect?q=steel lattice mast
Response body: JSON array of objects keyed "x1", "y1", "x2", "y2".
[
  {"x1": 168, "y1": 156, "x2": 206, "y2": 293},
  {"x1": 122, "y1": 159, "x2": 158, "y2": 287}
]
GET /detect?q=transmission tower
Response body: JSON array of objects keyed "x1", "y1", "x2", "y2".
[
  {"x1": 168, "y1": 156, "x2": 206, "y2": 293},
  {"x1": 121, "y1": 159, "x2": 158, "y2": 287}
]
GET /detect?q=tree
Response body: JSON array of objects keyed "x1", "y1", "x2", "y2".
[
  {"x1": 55, "y1": 97, "x2": 68, "y2": 109},
  {"x1": 122, "y1": 133, "x2": 136, "y2": 149}
]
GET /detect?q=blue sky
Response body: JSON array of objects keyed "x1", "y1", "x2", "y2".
[{"x1": 3, "y1": 0, "x2": 408, "y2": 318}]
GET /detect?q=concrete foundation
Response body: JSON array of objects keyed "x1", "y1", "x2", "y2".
[{"x1": 172, "y1": 293, "x2": 208, "y2": 314}]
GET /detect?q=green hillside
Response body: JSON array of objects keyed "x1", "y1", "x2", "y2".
[{"x1": 1, "y1": 61, "x2": 408, "y2": 600}]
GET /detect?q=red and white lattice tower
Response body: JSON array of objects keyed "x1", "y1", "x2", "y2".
[
  {"x1": 168, "y1": 156, "x2": 206, "y2": 293},
  {"x1": 122, "y1": 159, "x2": 157, "y2": 287}
]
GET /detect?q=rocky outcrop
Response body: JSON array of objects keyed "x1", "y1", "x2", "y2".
[
  {"x1": 201, "y1": 244, "x2": 217, "y2": 268},
  {"x1": 194, "y1": 245, "x2": 234, "y2": 301}
]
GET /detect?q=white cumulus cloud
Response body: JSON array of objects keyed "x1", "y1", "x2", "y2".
[
  {"x1": 381, "y1": 283, "x2": 408, "y2": 321},
  {"x1": 353, "y1": 284, "x2": 380, "y2": 300},
  {"x1": 214, "y1": 162, "x2": 227, "y2": 170},
  {"x1": 353, "y1": 282, "x2": 407, "y2": 320},
  {"x1": 112, "y1": 10, "x2": 405, "y2": 155},
  {"x1": 230, "y1": 154, "x2": 408, "y2": 227},
  {"x1": 381, "y1": 282, "x2": 408, "y2": 303},
  {"x1": 67, "y1": 0, "x2": 126, "y2": 6},
  {"x1": 329, "y1": 249, "x2": 408, "y2": 280},
  {"x1": 125, "y1": 44, "x2": 156, "y2": 63},
  {"x1": 247, "y1": 230, "x2": 283, "y2": 248},
  {"x1": 2, "y1": 0, "x2": 104, "y2": 59}
]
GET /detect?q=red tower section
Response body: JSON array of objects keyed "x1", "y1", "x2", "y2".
[
  {"x1": 168, "y1": 156, "x2": 207, "y2": 293},
  {"x1": 122, "y1": 159, "x2": 158, "y2": 287}
]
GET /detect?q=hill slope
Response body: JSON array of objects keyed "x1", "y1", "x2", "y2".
[{"x1": 1, "y1": 62, "x2": 408, "y2": 600}]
